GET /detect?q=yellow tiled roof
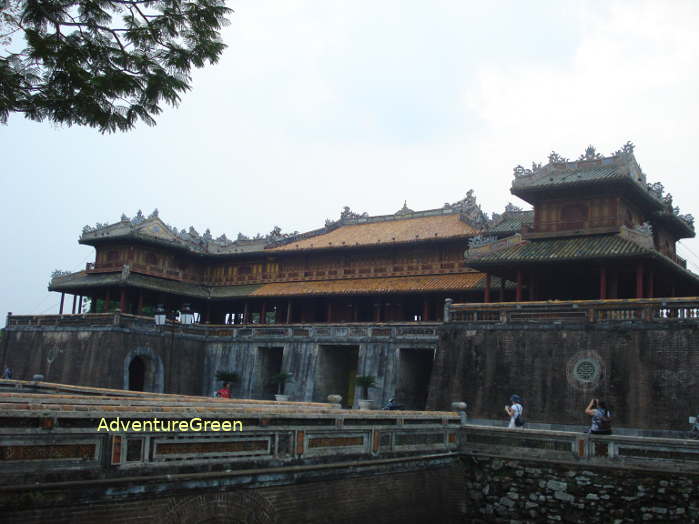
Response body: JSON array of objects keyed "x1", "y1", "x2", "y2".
[
  {"x1": 271, "y1": 214, "x2": 477, "y2": 251},
  {"x1": 250, "y1": 273, "x2": 485, "y2": 296}
]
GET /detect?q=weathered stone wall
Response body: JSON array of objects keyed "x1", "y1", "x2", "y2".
[
  {"x1": 4, "y1": 463, "x2": 465, "y2": 524},
  {"x1": 2, "y1": 323, "x2": 437, "y2": 407},
  {"x1": 429, "y1": 323, "x2": 699, "y2": 430},
  {"x1": 462, "y1": 455, "x2": 699, "y2": 523},
  {"x1": 2, "y1": 327, "x2": 206, "y2": 395}
]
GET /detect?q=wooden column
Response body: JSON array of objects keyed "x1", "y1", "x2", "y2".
[
  {"x1": 599, "y1": 266, "x2": 607, "y2": 300},
  {"x1": 373, "y1": 303, "x2": 381, "y2": 322},
  {"x1": 71, "y1": 294, "x2": 77, "y2": 314},
  {"x1": 636, "y1": 262, "x2": 645, "y2": 298},
  {"x1": 484, "y1": 274, "x2": 492, "y2": 303},
  {"x1": 326, "y1": 301, "x2": 333, "y2": 323},
  {"x1": 260, "y1": 302, "x2": 267, "y2": 324},
  {"x1": 422, "y1": 299, "x2": 429, "y2": 321},
  {"x1": 286, "y1": 301, "x2": 293, "y2": 323},
  {"x1": 204, "y1": 302, "x2": 211, "y2": 324},
  {"x1": 515, "y1": 270, "x2": 523, "y2": 302},
  {"x1": 647, "y1": 270, "x2": 654, "y2": 298},
  {"x1": 77, "y1": 295, "x2": 83, "y2": 314},
  {"x1": 137, "y1": 291, "x2": 144, "y2": 315},
  {"x1": 59, "y1": 293, "x2": 65, "y2": 314},
  {"x1": 119, "y1": 289, "x2": 126, "y2": 312},
  {"x1": 104, "y1": 290, "x2": 111, "y2": 312}
]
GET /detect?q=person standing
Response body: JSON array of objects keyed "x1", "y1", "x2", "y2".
[
  {"x1": 216, "y1": 382, "x2": 232, "y2": 399},
  {"x1": 505, "y1": 394, "x2": 524, "y2": 429},
  {"x1": 585, "y1": 398, "x2": 612, "y2": 435}
]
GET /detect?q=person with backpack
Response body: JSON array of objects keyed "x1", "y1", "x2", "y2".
[
  {"x1": 585, "y1": 398, "x2": 612, "y2": 435},
  {"x1": 505, "y1": 394, "x2": 525, "y2": 429}
]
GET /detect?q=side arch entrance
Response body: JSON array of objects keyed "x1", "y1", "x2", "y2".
[{"x1": 123, "y1": 347, "x2": 164, "y2": 392}]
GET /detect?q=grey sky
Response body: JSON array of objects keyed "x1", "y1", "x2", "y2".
[{"x1": 2, "y1": 0, "x2": 699, "y2": 323}]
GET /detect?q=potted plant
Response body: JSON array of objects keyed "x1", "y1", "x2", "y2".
[
  {"x1": 354, "y1": 375, "x2": 376, "y2": 410},
  {"x1": 270, "y1": 372, "x2": 293, "y2": 401}
]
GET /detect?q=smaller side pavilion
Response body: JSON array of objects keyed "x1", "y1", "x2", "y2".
[{"x1": 466, "y1": 144, "x2": 699, "y2": 300}]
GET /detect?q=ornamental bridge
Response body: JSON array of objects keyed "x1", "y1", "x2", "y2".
[{"x1": 1, "y1": 381, "x2": 698, "y2": 523}]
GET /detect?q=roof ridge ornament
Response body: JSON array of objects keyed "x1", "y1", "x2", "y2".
[
  {"x1": 394, "y1": 201, "x2": 414, "y2": 216},
  {"x1": 579, "y1": 145, "x2": 602, "y2": 161}
]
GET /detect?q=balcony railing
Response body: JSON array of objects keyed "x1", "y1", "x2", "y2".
[{"x1": 444, "y1": 297, "x2": 699, "y2": 324}]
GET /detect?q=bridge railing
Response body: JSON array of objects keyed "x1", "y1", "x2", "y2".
[
  {"x1": 0, "y1": 391, "x2": 461, "y2": 479},
  {"x1": 445, "y1": 297, "x2": 699, "y2": 324},
  {"x1": 460, "y1": 424, "x2": 699, "y2": 473}
]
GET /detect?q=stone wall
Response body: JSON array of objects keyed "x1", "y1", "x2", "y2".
[
  {"x1": 462, "y1": 455, "x2": 698, "y2": 523},
  {"x1": 2, "y1": 321, "x2": 438, "y2": 408},
  {"x1": 5, "y1": 463, "x2": 465, "y2": 524},
  {"x1": 429, "y1": 322, "x2": 699, "y2": 430},
  {"x1": 1, "y1": 327, "x2": 206, "y2": 395}
]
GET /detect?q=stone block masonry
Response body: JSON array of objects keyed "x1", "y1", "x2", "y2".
[{"x1": 462, "y1": 455, "x2": 698, "y2": 523}]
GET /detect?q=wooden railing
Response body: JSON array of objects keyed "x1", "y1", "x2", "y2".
[
  {"x1": 86, "y1": 256, "x2": 472, "y2": 287},
  {"x1": 445, "y1": 297, "x2": 699, "y2": 324}
]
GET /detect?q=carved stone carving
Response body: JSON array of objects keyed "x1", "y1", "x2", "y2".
[
  {"x1": 446, "y1": 190, "x2": 489, "y2": 228},
  {"x1": 578, "y1": 145, "x2": 602, "y2": 161},
  {"x1": 548, "y1": 151, "x2": 569, "y2": 164},
  {"x1": 394, "y1": 201, "x2": 414, "y2": 216},
  {"x1": 131, "y1": 210, "x2": 146, "y2": 225},
  {"x1": 148, "y1": 208, "x2": 159, "y2": 219},
  {"x1": 339, "y1": 206, "x2": 369, "y2": 221},
  {"x1": 612, "y1": 141, "x2": 635, "y2": 156}
]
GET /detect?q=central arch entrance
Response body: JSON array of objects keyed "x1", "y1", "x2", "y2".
[{"x1": 128, "y1": 356, "x2": 146, "y2": 391}]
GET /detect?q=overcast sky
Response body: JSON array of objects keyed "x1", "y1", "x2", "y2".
[{"x1": 3, "y1": 0, "x2": 699, "y2": 322}]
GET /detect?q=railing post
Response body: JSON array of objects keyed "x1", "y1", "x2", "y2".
[
  {"x1": 444, "y1": 298, "x2": 453, "y2": 322},
  {"x1": 451, "y1": 401, "x2": 467, "y2": 425}
]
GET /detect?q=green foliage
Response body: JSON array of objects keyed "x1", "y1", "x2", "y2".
[
  {"x1": 354, "y1": 375, "x2": 376, "y2": 400},
  {"x1": 215, "y1": 370, "x2": 239, "y2": 384},
  {"x1": 269, "y1": 372, "x2": 293, "y2": 395},
  {"x1": 0, "y1": 0, "x2": 232, "y2": 132}
]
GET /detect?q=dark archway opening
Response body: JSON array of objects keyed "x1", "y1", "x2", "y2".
[{"x1": 128, "y1": 357, "x2": 146, "y2": 391}]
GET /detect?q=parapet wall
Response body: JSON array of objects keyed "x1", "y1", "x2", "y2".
[{"x1": 431, "y1": 299, "x2": 699, "y2": 431}]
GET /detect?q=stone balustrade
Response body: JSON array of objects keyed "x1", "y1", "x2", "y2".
[
  {"x1": 5, "y1": 312, "x2": 440, "y2": 341},
  {"x1": 445, "y1": 297, "x2": 699, "y2": 324}
]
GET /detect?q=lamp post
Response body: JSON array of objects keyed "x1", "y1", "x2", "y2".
[
  {"x1": 154, "y1": 304, "x2": 166, "y2": 327},
  {"x1": 180, "y1": 303, "x2": 194, "y2": 325}
]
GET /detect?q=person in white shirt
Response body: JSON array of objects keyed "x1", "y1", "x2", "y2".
[{"x1": 505, "y1": 394, "x2": 524, "y2": 429}]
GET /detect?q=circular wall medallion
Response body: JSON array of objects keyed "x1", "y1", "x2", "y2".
[{"x1": 566, "y1": 351, "x2": 605, "y2": 390}]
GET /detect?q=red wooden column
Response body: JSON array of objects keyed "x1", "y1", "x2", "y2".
[
  {"x1": 119, "y1": 289, "x2": 127, "y2": 312},
  {"x1": 599, "y1": 266, "x2": 607, "y2": 300},
  {"x1": 104, "y1": 290, "x2": 111, "y2": 312},
  {"x1": 286, "y1": 301, "x2": 293, "y2": 323},
  {"x1": 373, "y1": 303, "x2": 381, "y2": 322},
  {"x1": 484, "y1": 274, "x2": 492, "y2": 303},
  {"x1": 422, "y1": 299, "x2": 429, "y2": 321},
  {"x1": 260, "y1": 302, "x2": 267, "y2": 324},
  {"x1": 515, "y1": 270, "x2": 523, "y2": 302},
  {"x1": 326, "y1": 301, "x2": 333, "y2": 323},
  {"x1": 635, "y1": 262, "x2": 645, "y2": 298},
  {"x1": 59, "y1": 293, "x2": 65, "y2": 314},
  {"x1": 71, "y1": 294, "x2": 77, "y2": 314},
  {"x1": 647, "y1": 270, "x2": 654, "y2": 298}
]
